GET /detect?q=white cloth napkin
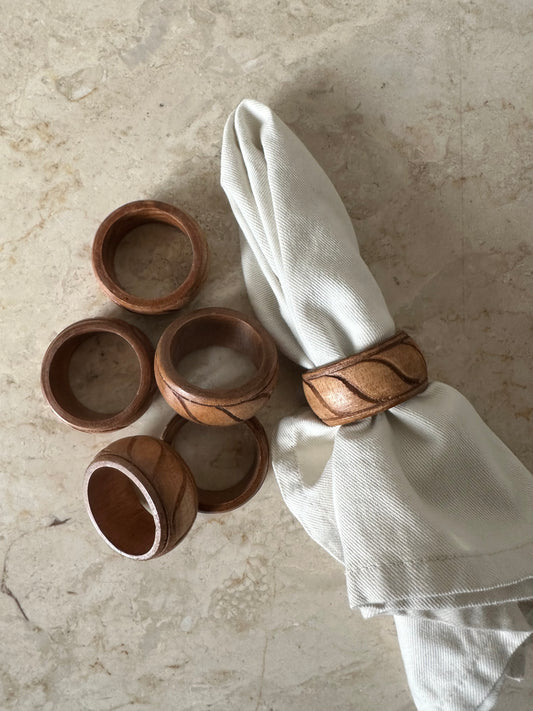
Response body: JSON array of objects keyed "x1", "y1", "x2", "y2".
[{"x1": 220, "y1": 99, "x2": 533, "y2": 711}]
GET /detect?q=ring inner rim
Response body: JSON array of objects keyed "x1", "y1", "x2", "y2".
[{"x1": 84, "y1": 457, "x2": 165, "y2": 558}]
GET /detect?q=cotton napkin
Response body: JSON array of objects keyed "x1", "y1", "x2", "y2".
[{"x1": 220, "y1": 99, "x2": 533, "y2": 711}]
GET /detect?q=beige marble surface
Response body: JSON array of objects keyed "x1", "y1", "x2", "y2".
[{"x1": 1, "y1": 1, "x2": 532, "y2": 709}]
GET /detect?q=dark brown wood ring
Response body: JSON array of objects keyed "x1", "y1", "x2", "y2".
[
  {"x1": 302, "y1": 331, "x2": 428, "y2": 426},
  {"x1": 161, "y1": 415, "x2": 270, "y2": 513},
  {"x1": 155, "y1": 307, "x2": 279, "y2": 426},
  {"x1": 92, "y1": 200, "x2": 209, "y2": 314},
  {"x1": 84, "y1": 436, "x2": 198, "y2": 559},
  {"x1": 41, "y1": 317, "x2": 156, "y2": 432}
]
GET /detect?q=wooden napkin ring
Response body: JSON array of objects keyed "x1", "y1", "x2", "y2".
[
  {"x1": 84, "y1": 436, "x2": 198, "y2": 559},
  {"x1": 92, "y1": 200, "x2": 208, "y2": 315},
  {"x1": 161, "y1": 414, "x2": 269, "y2": 513},
  {"x1": 302, "y1": 331, "x2": 428, "y2": 426},
  {"x1": 41, "y1": 318, "x2": 156, "y2": 432},
  {"x1": 155, "y1": 307, "x2": 279, "y2": 426}
]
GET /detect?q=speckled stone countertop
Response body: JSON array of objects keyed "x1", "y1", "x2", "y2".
[{"x1": 1, "y1": 2, "x2": 532, "y2": 709}]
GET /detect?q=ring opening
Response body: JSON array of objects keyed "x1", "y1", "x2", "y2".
[
  {"x1": 178, "y1": 346, "x2": 258, "y2": 389},
  {"x1": 169, "y1": 317, "x2": 262, "y2": 390},
  {"x1": 111, "y1": 221, "x2": 193, "y2": 298},
  {"x1": 162, "y1": 416, "x2": 268, "y2": 512},
  {"x1": 171, "y1": 421, "x2": 257, "y2": 492},
  {"x1": 86, "y1": 466, "x2": 158, "y2": 556},
  {"x1": 49, "y1": 332, "x2": 141, "y2": 420},
  {"x1": 68, "y1": 332, "x2": 141, "y2": 414}
]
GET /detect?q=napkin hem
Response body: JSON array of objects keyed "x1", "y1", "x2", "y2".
[{"x1": 346, "y1": 539, "x2": 533, "y2": 608}]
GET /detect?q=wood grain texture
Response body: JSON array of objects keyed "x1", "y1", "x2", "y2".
[
  {"x1": 84, "y1": 435, "x2": 198, "y2": 559},
  {"x1": 41, "y1": 318, "x2": 156, "y2": 432},
  {"x1": 161, "y1": 414, "x2": 270, "y2": 513},
  {"x1": 155, "y1": 307, "x2": 279, "y2": 426},
  {"x1": 92, "y1": 200, "x2": 208, "y2": 314},
  {"x1": 302, "y1": 331, "x2": 428, "y2": 426}
]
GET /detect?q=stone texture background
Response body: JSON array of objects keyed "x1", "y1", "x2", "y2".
[{"x1": 0, "y1": 1, "x2": 532, "y2": 709}]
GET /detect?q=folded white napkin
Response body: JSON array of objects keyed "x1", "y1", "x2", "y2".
[{"x1": 221, "y1": 99, "x2": 533, "y2": 711}]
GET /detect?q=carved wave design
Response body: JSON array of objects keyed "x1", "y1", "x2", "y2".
[
  {"x1": 157, "y1": 367, "x2": 276, "y2": 425},
  {"x1": 303, "y1": 337, "x2": 428, "y2": 425}
]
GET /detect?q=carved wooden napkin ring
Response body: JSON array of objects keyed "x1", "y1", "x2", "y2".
[
  {"x1": 302, "y1": 331, "x2": 428, "y2": 426},
  {"x1": 41, "y1": 318, "x2": 156, "y2": 432},
  {"x1": 84, "y1": 436, "x2": 198, "y2": 559},
  {"x1": 92, "y1": 200, "x2": 208, "y2": 315},
  {"x1": 162, "y1": 414, "x2": 270, "y2": 513},
  {"x1": 155, "y1": 307, "x2": 279, "y2": 426}
]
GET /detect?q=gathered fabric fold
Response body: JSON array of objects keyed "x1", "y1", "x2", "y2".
[{"x1": 221, "y1": 98, "x2": 533, "y2": 710}]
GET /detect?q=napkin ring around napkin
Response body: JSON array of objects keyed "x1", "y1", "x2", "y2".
[{"x1": 302, "y1": 331, "x2": 428, "y2": 426}]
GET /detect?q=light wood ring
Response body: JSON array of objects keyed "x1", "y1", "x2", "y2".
[
  {"x1": 155, "y1": 307, "x2": 279, "y2": 426},
  {"x1": 92, "y1": 200, "x2": 208, "y2": 314},
  {"x1": 302, "y1": 331, "x2": 428, "y2": 426},
  {"x1": 84, "y1": 436, "x2": 198, "y2": 559},
  {"x1": 41, "y1": 318, "x2": 156, "y2": 432},
  {"x1": 161, "y1": 415, "x2": 270, "y2": 513}
]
